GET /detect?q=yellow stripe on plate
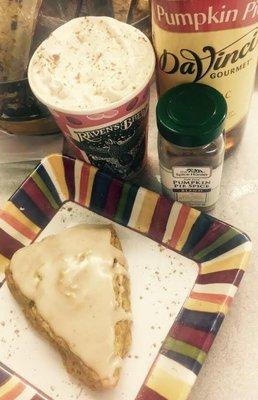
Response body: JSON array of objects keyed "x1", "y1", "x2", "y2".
[
  {"x1": 128, "y1": 187, "x2": 147, "y2": 229},
  {"x1": 200, "y1": 251, "x2": 251, "y2": 275},
  {"x1": 85, "y1": 166, "x2": 97, "y2": 207},
  {"x1": 0, "y1": 376, "x2": 19, "y2": 396},
  {"x1": 3, "y1": 202, "x2": 40, "y2": 234},
  {"x1": 47, "y1": 154, "x2": 69, "y2": 202},
  {"x1": 175, "y1": 208, "x2": 200, "y2": 251},
  {"x1": 184, "y1": 297, "x2": 228, "y2": 315},
  {"x1": 155, "y1": 355, "x2": 196, "y2": 385},
  {"x1": 134, "y1": 190, "x2": 159, "y2": 233},
  {"x1": 163, "y1": 202, "x2": 182, "y2": 244},
  {"x1": 147, "y1": 366, "x2": 192, "y2": 400},
  {"x1": 201, "y1": 240, "x2": 251, "y2": 266}
]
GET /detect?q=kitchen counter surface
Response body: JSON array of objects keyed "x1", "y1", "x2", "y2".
[{"x1": 0, "y1": 83, "x2": 257, "y2": 400}]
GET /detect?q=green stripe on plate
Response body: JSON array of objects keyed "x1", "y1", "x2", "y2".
[
  {"x1": 194, "y1": 229, "x2": 238, "y2": 261},
  {"x1": 115, "y1": 182, "x2": 131, "y2": 222},
  {"x1": 164, "y1": 337, "x2": 207, "y2": 365},
  {"x1": 32, "y1": 172, "x2": 60, "y2": 210}
]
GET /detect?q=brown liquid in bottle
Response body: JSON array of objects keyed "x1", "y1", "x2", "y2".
[
  {"x1": 152, "y1": 0, "x2": 258, "y2": 154},
  {"x1": 225, "y1": 117, "x2": 247, "y2": 155}
]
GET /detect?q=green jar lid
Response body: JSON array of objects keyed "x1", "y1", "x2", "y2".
[{"x1": 156, "y1": 83, "x2": 227, "y2": 147}]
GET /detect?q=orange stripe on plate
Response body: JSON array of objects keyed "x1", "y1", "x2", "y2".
[
  {"x1": 0, "y1": 382, "x2": 25, "y2": 399},
  {"x1": 48, "y1": 155, "x2": 69, "y2": 201},
  {"x1": 79, "y1": 163, "x2": 90, "y2": 206},
  {"x1": 168, "y1": 205, "x2": 191, "y2": 249},
  {"x1": 0, "y1": 211, "x2": 35, "y2": 241},
  {"x1": 3, "y1": 202, "x2": 40, "y2": 234},
  {"x1": 190, "y1": 291, "x2": 233, "y2": 305}
]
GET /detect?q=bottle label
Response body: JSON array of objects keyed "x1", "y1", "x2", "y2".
[
  {"x1": 160, "y1": 164, "x2": 223, "y2": 207},
  {"x1": 152, "y1": 0, "x2": 258, "y2": 132}
]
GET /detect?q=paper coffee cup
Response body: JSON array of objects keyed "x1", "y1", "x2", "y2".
[{"x1": 28, "y1": 16, "x2": 155, "y2": 179}]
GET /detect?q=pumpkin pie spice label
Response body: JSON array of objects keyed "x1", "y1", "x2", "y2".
[{"x1": 160, "y1": 164, "x2": 224, "y2": 207}]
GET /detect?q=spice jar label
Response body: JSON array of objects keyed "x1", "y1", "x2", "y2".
[
  {"x1": 172, "y1": 166, "x2": 212, "y2": 178},
  {"x1": 160, "y1": 164, "x2": 223, "y2": 207}
]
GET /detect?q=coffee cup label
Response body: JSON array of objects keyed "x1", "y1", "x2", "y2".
[
  {"x1": 50, "y1": 84, "x2": 150, "y2": 179},
  {"x1": 68, "y1": 103, "x2": 148, "y2": 179}
]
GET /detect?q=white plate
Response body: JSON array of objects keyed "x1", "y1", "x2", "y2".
[{"x1": 0, "y1": 201, "x2": 198, "y2": 400}]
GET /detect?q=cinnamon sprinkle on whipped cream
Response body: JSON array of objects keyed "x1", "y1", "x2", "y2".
[{"x1": 28, "y1": 17, "x2": 155, "y2": 113}]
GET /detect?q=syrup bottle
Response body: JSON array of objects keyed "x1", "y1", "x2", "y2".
[{"x1": 152, "y1": 0, "x2": 258, "y2": 154}]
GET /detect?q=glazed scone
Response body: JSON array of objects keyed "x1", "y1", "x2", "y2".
[{"x1": 5, "y1": 224, "x2": 131, "y2": 390}]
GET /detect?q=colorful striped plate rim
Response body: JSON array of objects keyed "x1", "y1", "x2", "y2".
[{"x1": 0, "y1": 154, "x2": 251, "y2": 400}]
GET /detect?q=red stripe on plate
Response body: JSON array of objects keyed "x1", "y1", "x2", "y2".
[
  {"x1": 136, "y1": 385, "x2": 167, "y2": 400},
  {"x1": 22, "y1": 180, "x2": 55, "y2": 219},
  {"x1": 104, "y1": 179, "x2": 123, "y2": 218},
  {"x1": 1, "y1": 382, "x2": 25, "y2": 399},
  {"x1": 0, "y1": 228, "x2": 23, "y2": 259},
  {"x1": 196, "y1": 269, "x2": 244, "y2": 286},
  {"x1": 169, "y1": 205, "x2": 191, "y2": 249},
  {"x1": 148, "y1": 196, "x2": 172, "y2": 242},
  {"x1": 79, "y1": 163, "x2": 90, "y2": 204},
  {"x1": 63, "y1": 157, "x2": 75, "y2": 201},
  {"x1": 190, "y1": 220, "x2": 229, "y2": 257},
  {"x1": 170, "y1": 323, "x2": 215, "y2": 352},
  {"x1": 0, "y1": 211, "x2": 35, "y2": 241},
  {"x1": 65, "y1": 139, "x2": 88, "y2": 162}
]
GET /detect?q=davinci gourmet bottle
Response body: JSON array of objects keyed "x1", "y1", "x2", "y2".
[{"x1": 152, "y1": 0, "x2": 258, "y2": 153}]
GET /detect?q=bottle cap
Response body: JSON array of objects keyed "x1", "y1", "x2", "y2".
[{"x1": 156, "y1": 83, "x2": 227, "y2": 147}]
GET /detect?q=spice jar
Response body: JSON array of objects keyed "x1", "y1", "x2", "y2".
[{"x1": 157, "y1": 83, "x2": 227, "y2": 211}]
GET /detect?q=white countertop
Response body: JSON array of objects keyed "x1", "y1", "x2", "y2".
[{"x1": 0, "y1": 83, "x2": 257, "y2": 400}]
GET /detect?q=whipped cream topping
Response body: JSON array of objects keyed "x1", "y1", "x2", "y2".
[
  {"x1": 28, "y1": 16, "x2": 155, "y2": 113},
  {"x1": 10, "y1": 224, "x2": 131, "y2": 380}
]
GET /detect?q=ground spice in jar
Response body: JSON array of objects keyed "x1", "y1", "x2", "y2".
[{"x1": 157, "y1": 83, "x2": 227, "y2": 211}]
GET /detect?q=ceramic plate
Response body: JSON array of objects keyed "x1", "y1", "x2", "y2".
[{"x1": 0, "y1": 154, "x2": 251, "y2": 400}]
